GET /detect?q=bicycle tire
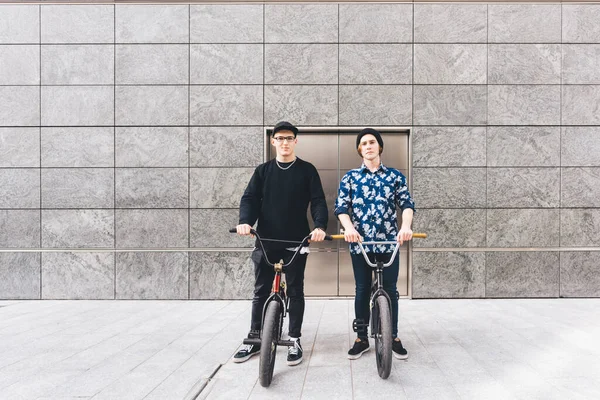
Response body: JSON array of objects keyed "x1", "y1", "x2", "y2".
[
  {"x1": 259, "y1": 301, "x2": 281, "y2": 387},
  {"x1": 373, "y1": 295, "x2": 393, "y2": 379}
]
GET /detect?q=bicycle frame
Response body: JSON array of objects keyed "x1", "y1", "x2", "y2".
[
  {"x1": 231, "y1": 227, "x2": 328, "y2": 347},
  {"x1": 357, "y1": 241, "x2": 400, "y2": 310}
]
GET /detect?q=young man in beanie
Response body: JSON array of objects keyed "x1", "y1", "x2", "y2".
[
  {"x1": 232, "y1": 121, "x2": 328, "y2": 366},
  {"x1": 334, "y1": 128, "x2": 415, "y2": 360}
]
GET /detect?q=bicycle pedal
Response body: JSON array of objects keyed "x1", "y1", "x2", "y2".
[
  {"x1": 352, "y1": 319, "x2": 369, "y2": 333},
  {"x1": 243, "y1": 338, "x2": 261, "y2": 346}
]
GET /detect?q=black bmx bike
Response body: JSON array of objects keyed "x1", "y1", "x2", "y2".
[
  {"x1": 333, "y1": 233, "x2": 427, "y2": 379},
  {"x1": 229, "y1": 228, "x2": 332, "y2": 387}
]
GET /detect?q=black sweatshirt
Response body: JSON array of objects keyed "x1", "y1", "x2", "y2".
[{"x1": 239, "y1": 157, "x2": 328, "y2": 250}]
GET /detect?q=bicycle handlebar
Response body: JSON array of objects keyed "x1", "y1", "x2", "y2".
[
  {"x1": 229, "y1": 228, "x2": 332, "y2": 268},
  {"x1": 329, "y1": 232, "x2": 428, "y2": 268}
]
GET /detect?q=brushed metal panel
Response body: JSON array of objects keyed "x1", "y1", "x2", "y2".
[{"x1": 304, "y1": 249, "x2": 338, "y2": 296}]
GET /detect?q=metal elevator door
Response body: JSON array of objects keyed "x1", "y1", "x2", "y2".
[{"x1": 267, "y1": 129, "x2": 411, "y2": 297}]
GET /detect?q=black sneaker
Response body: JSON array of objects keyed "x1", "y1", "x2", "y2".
[
  {"x1": 348, "y1": 338, "x2": 370, "y2": 360},
  {"x1": 287, "y1": 338, "x2": 303, "y2": 366},
  {"x1": 392, "y1": 338, "x2": 408, "y2": 360},
  {"x1": 233, "y1": 343, "x2": 260, "y2": 363}
]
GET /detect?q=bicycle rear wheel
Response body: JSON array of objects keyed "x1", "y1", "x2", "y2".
[
  {"x1": 259, "y1": 301, "x2": 281, "y2": 387},
  {"x1": 373, "y1": 295, "x2": 393, "y2": 379}
]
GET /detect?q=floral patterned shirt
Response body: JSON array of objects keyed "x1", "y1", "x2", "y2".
[{"x1": 334, "y1": 163, "x2": 415, "y2": 254}]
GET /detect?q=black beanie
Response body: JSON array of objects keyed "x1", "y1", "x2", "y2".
[
  {"x1": 272, "y1": 121, "x2": 299, "y2": 137},
  {"x1": 356, "y1": 128, "x2": 384, "y2": 149}
]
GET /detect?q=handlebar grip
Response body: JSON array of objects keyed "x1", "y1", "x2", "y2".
[
  {"x1": 228, "y1": 228, "x2": 237, "y2": 233},
  {"x1": 413, "y1": 233, "x2": 427, "y2": 239}
]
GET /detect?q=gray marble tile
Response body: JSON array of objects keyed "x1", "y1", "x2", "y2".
[
  {"x1": 116, "y1": 210, "x2": 188, "y2": 248},
  {"x1": 486, "y1": 252, "x2": 559, "y2": 297},
  {"x1": 264, "y1": 85, "x2": 337, "y2": 126},
  {"x1": 414, "y1": 44, "x2": 486, "y2": 85},
  {"x1": 41, "y1": 169, "x2": 114, "y2": 209},
  {"x1": 0, "y1": 128, "x2": 39, "y2": 167},
  {"x1": 488, "y1": 86, "x2": 560, "y2": 126},
  {"x1": 190, "y1": 127, "x2": 262, "y2": 167},
  {"x1": 116, "y1": 44, "x2": 188, "y2": 85},
  {"x1": 0, "y1": 86, "x2": 40, "y2": 126},
  {"x1": 563, "y1": 45, "x2": 600, "y2": 84},
  {"x1": 116, "y1": 252, "x2": 188, "y2": 299},
  {"x1": 265, "y1": 4, "x2": 337, "y2": 43},
  {"x1": 562, "y1": 86, "x2": 600, "y2": 125},
  {"x1": 190, "y1": 86, "x2": 262, "y2": 126},
  {"x1": 560, "y1": 252, "x2": 600, "y2": 297},
  {"x1": 489, "y1": 44, "x2": 561, "y2": 84},
  {"x1": 0, "y1": 210, "x2": 40, "y2": 248},
  {"x1": 190, "y1": 168, "x2": 253, "y2": 208},
  {"x1": 41, "y1": 45, "x2": 113, "y2": 85},
  {"x1": 413, "y1": 209, "x2": 486, "y2": 248},
  {"x1": 116, "y1": 86, "x2": 188, "y2": 126},
  {"x1": 0, "y1": 169, "x2": 40, "y2": 208},
  {"x1": 116, "y1": 5, "x2": 188, "y2": 43},
  {"x1": 561, "y1": 209, "x2": 600, "y2": 247},
  {"x1": 191, "y1": 44, "x2": 262, "y2": 84},
  {"x1": 42, "y1": 210, "x2": 114, "y2": 248},
  {"x1": 190, "y1": 209, "x2": 254, "y2": 248},
  {"x1": 41, "y1": 127, "x2": 114, "y2": 168},
  {"x1": 116, "y1": 127, "x2": 188, "y2": 167},
  {"x1": 115, "y1": 168, "x2": 188, "y2": 208},
  {"x1": 413, "y1": 127, "x2": 486, "y2": 167},
  {"x1": 42, "y1": 86, "x2": 114, "y2": 126},
  {"x1": 339, "y1": 85, "x2": 412, "y2": 125},
  {"x1": 42, "y1": 252, "x2": 114, "y2": 299},
  {"x1": 190, "y1": 5, "x2": 263, "y2": 43},
  {"x1": 0, "y1": 45, "x2": 39, "y2": 85},
  {"x1": 41, "y1": 5, "x2": 114, "y2": 43},
  {"x1": 340, "y1": 4, "x2": 412, "y2": 43},
  {"x1": 488, "y1": 168, "x2": 560, "y2": 208},
  {"x1": 413, "y1": 168, "x2": 486, "y2": 208},
  {"x1": 414, "y1": 4, "x2": 486, "y2": 43},
  {"x1": 488, "y1": 5, "x2": 561, "y2": 43},
  {"x1": 562, "y1": 127, "x2": 600, "y2": 167},
  {"x1": 563, "y1": 5, "x2": 600, "y2": 43},
  {"x1": 561, "y1": 168, "x2": 600, "y2": 207},
  {"x1": 266, "y1": 44, "x2": 337, "y2": 85},
  {"x1": 0, "y1": 5, "x2": 39, "y2": 44},
  {"x1": 0, "y1": 253, "x2": 40, "y2": 299},
  {"x1": 412, "y1": 252, "x2": 485, "y2": 298},
  {"x1": 487, "y1": 127, "x2": 560, "y2": 167},
  {"x1": 487, "y1": 209, "x2": 559, "y2": 248},
  {"x1": 414, "y1": 86, "x2": 486, "y2": 126},
  {"x1": 190, "y1": 252, "x2": 253, "y2": 299},
  {"x1": 339, "y1": 44, "x2": 411, "y2": 84}
]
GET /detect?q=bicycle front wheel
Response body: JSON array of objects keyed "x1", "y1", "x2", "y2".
[
  {"x1": 259, "y1": 301, "x2": 281, "y2": 387},
  {"x1": 373, "y1": 295, "x2": 393, "y2": 379}
]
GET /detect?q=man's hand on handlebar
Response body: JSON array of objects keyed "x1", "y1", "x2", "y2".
[
  {"x1": 397, "y1": 227, "x2": 413, "y2": 245},
  {"x1": 236, "y1": 224, "x2": 253, "y2": 236},
  {"x1": 343, "y1": 227, "x2": 363, "y2": 243},
  {"x1": 310, "y1": 227, "x2": 326, "y2": 242}
]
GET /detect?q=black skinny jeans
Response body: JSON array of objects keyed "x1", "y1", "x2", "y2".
[
  {"x1": 351, "y1": 251, "x2": 399, "y2": 339},
  {"x1": 249, "y1": 248, "x2": 308, "y2": 339}
]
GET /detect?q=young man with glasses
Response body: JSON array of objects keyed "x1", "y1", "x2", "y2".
[
  {"x1": 232, "y1": 121, "x2": 328, "y2": 366},
  {"x1": 334, "y1": 128, "x2": 415, "y2": 360}
]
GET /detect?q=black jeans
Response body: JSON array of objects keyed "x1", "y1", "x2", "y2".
[
  {"x1": 350, "y1": 252, "x2": 399, "y2": 339},
  {"x1": 249, "y1": 248, "x2": 308, "y2": 338}
]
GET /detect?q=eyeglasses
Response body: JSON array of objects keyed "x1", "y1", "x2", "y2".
[{"x1": 273, "y1": 136, "x2": 295, "y2": 143}]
